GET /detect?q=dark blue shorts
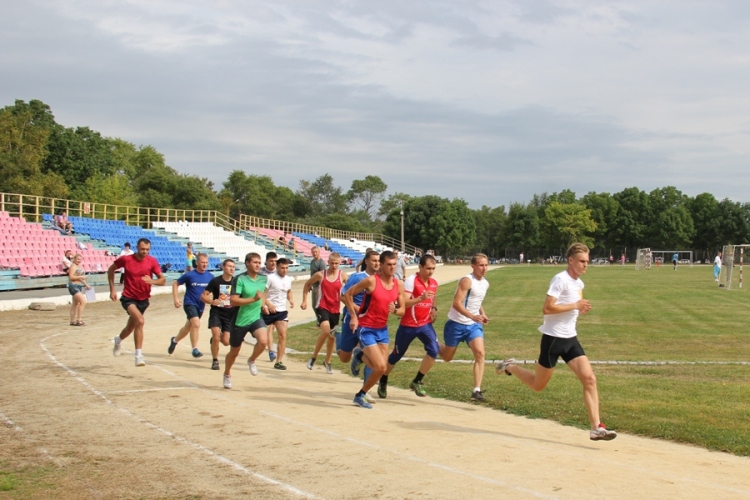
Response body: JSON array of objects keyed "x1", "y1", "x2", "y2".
[
  {"x1": 230, "y1": 318, "x2": 266, "y2": 348},
  {"x1": 184, "y1": 304, "x2": 203, "y2": 320},
  {"x1": 388, "y1": 323, "x2": 440, "y2": 365},
  {"x1": 262, "y1": 310, "x2": 288, "y2": 326}
]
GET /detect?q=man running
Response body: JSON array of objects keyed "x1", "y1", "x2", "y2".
[
  {"x1": 201, "y1": 259, "x2": 235, "y2": 370},
  {"x1": 108, "y1": 238, "x2": 166, "y2": 367},
  {"x1": 441, "y1": 253, "x2": 491, "y2": 402},
  {"x1": 168, "y1": 253, "x2": 213, "y2": 359},
  {"x1": 302, "y1": 252, "x2": 348, "y2": 374},
  {"x1": 259, "y1": 251, "x2": 279, "y2": 362},
  {"x1": 345, "y1": 251, "x2": 405, "y2": 409},
  {"x1": 497, "y1": 243, "x2": 617, "y2": 441},
  {"x1": 378, "y1": 254, "x2": 439, "y2": 398},
  {"x1": 262, "y1": 257, "x2": 294, "y2": 371},
  {"x1": 223, "y1": 253, "x2": 268, "y2": 389},
  {"x1": 336, "y1": 250, "x2": 380, "y2": 363}
]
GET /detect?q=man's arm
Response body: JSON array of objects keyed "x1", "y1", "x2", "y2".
[
  {"x1": 301, "y1": 272, "x2": 323, "y2": 309},
  {"x1": 107, "y1": 262, "x2": 118, "y2": 301},
  {"x1": 542, "y1": 294, "x2": 591, "y2": 315},
  {"x1": 343, "y1": 276, "x2": 375, "y2": 324},
  {"x1": 201, "y1": 288, "x2": 218, "y2": 306},
  {"x1": 172, "y1": 280, "x2": 182, "y2": 308},
  {"x1": 393, "y1": 281, "x2": 406, "y2": 317}
]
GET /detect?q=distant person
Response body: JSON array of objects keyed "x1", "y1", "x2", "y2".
[
  {"x1": 496, "y1": 243, "x2": 617, "y2": 442},
  {"x1": 55, "y1": 210, "x2": 73, "y2": 234},
  {"x1": 201, "y1": 259, "x2": 236, "y2": 371},
  {"x1": 309, "y1": 245, "x2": 327, "y2": 325},
  {"x1": 168, "y1": 253, "x2": 213, "y2": 360},
  {"x1": 394, "y1": 250, "x2": 406, "y2": 281},
  {"x1": 520, "y1": 252, "x2": 524, "y2": 264},
  {"x1": 118, "y1": 242, "x2": 134, "y2": 284},
  {"x1": 609, "y1": 255, "x2": 613, "y2": 266},
  {"x1": 620, "y1": 254, "x2": 625, "y2": 266},
  {"x1": 672, "y1": 252, "x2": 679, "y2": 270},
  {"x1": 108, "y1": 238, "x2": 166, "y2": 367},
  {"x1": 185, "y1": 243, "x2": 195, "y2": 272},
  {"x1": 62, "y1": 249, "x2": 73, "y2": 272},
  {"x1": 67, "y1": 254, "x2": 91, "y2": 326},
  {"x1": 714, "y1": 251, "x2": 722, "y2": 282},
  {"x1": 259, "y1": 252, "x2": 279, "y2": 362},
  {"x1": 262, "y1": 257, "x2": 294, "y2": 371}
]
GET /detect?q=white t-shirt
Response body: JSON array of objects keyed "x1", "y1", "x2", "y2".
[
  {"x1": 714, "y1": 255, "x2": 721, "y2": 267},
  {"x1": 538, "y1": 270, "x2": 584, "y2": 339},
  {"x1": 447, "y1": 273, "x2": 489, "y2": 325},
  {"x1": 265, "y1": 272, "x2": 293, "y2": 311}
]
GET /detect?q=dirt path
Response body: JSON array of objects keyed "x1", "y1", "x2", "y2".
[{"x1": 1, "y1": 265, "x2": 749, "y2": 499}]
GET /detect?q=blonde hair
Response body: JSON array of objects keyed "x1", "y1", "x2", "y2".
[
  {"x1": 471, "y1": 253, "x2": 488, "y2": 265},
  {"x1": 566, "y1": 243, "x2": 590, "y2": 258}
]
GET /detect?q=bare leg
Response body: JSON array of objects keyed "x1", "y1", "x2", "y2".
[
  {"x1": 76, "y1": 295, "x2": 86, "y2": 322},
  {"x1": 275, "y1": 322, "x2": 287, "y2": 363},
  {"x1": 224, "y1": 345, "x2": 241, "y2": 376},
  {"x1": 266, "y1": 324, "x2": 275, "y2": 352},
  {"x1": 210, "y1": 327, "x2": 221, "y2": 360},
  {"x1": 360, "y1": 344, "x2": 389, "y2": 393},
  {"x1": 248, "y1": 329, "x2": 268, "y2": 362},
  {"x1": 468, "y1": 337, "x2": 486, "y2": 389},
  {"x1": 311, "y1": 321, "x2": 331, "y2": 358},
  {"x1": 506, "y1": 363, "x2": 554, "y2": 392},
  {"x1": 566, "y1": 356, "x2": 601, "y2": 430},
  {"x1": 175, "y1": 321, "x2": 191, "y2": 343},
  {"x1": 188, "y1": 317, "x2": 201, "y2": 349}
]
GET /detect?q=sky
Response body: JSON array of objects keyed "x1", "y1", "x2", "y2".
[{"x1": 2, "y1": 1, "x2": 750, "y2": 210}]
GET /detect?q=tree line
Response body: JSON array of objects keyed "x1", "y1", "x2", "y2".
[{"x1": 2, "y1": 99, "x2": 747, "y2": 260}]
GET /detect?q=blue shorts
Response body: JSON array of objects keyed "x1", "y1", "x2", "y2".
[
  {"x1": 359, "y1": 326, "x2": 390, "y2": 348},
  {"x1": 443, "y1": 319, "x2": 484, "y2": 347},
  {"x1": 184, "y1": 304, "x2": 203, "y2": 320},
  {"x1": 388, "y1": 324, "x2": 440, "y2": 365},
  {"x1": 68, "y1": 284, "x2": 84, "y2": 296},
  {"x1": 337, "y1": 315, "x2": 360, "y2": 353}
]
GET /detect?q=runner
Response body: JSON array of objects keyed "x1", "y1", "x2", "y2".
[
  {"x1": 345, "y1": 250, "x2": 405, "y2": 409},
  {"x1": 377, "y1": 254, "x2": 439, "y2": 398},
  {"x1": 309, "y1": 245, "x2": 327, "y2": 326},
  {"x1": 259, "y1": 251, "x2": 279, "y2": 362},
  {"x1": 168, "y1": 253, "x2": 213, "y2": 359},
  {"x1": 301, "y1": 253, "x2": 348, "y2": 374},
  {"x1": 108, "y1": 238, "x2": 166, "y2": 367},
  {"x1": 497, "y1": 243, "x2": 617, "y2": 441},
  {"x1": 261, "y1": 257, "x2": 294, "y2": 371},
  {"x1": 201, "y1": 259, "x2": 235, "y2": 370},
  {"x1": 223, "y1": 253, "x2": 268, "y2": 389},
  {"x1": 336, "y1": 250, "x2": 379, "y2": 363},
  {"x1": 441, "y1": 253, "x2": 491, "y2": 402}
]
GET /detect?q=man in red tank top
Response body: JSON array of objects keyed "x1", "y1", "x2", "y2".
[
  {"x1": 302, "y1": 253, "x2": 348, "y2": 374},
  {"x1": 343, "y1": 250, "x2": 406, "y2": 409}
]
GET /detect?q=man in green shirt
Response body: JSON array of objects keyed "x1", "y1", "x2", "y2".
[{"x1": 223, "y1": 253, "x2": 268, "y2": 389}]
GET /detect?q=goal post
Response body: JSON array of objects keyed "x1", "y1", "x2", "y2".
[
  {"x1": 720, "y1": 244, "x2": 750, "y2": 290},
  {"x1": 647, "y1": 250, "x2": 693, "y2": 269},
  {"x1": 635, "y1": 248, "x2": 651, "y2": 270}
]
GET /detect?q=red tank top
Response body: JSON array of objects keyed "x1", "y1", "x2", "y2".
[
  {"x1": 316, "y1": 270, "x2": 342, "y2": 314},
  {"x1": 358, "y1": 274, "x2": 399, "y2": 328}
]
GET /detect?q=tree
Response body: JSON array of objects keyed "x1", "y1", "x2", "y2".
[
  {"x1": 347, "y1": 175, "x2": 387, "y2": 222},
  {"x1": 504, "y1": 202, "x2": 540, "y2": 251},
  {"x1": 541, "y1": 201, "x2": 597, "y2": 249},
  {"x1": 220, "y1": 171, "x2": 302, "y2": 220},
  {"x1": 472, "y1": 205, "x2": 506, "y2": 256},
  {"x1": 689, "y1": 193, "x2": 721, "y2": 256},
  {"x1": 81, "y1": 173, "x2": 137, "y2": 206},
  {"x1": 297, "y1": 174, "x2": 348, "y2": 218},
  {"x1": 611, "y1": 187, "x2": 650, "y2": 250},
  {"x1": 580, "y1": 191, "x2": 619, "y2": 250},
  {"x1": 647, "y1": 187, "x2": 694, "y2": 248}
]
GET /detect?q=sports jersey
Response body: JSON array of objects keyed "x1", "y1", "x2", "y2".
[
  {"x1": 113, "y1": 254, "x2": 162, "y2": 301},
  {"x1": 447, "y1": 273, "x2": 489, "y2": 325},
  {"x1": 176, "y1": 269, "x2": 214, "y2": 310},
  {"x1": 358, "y1": 274, "x2": 399, "y2": 329},
  {"x1": 316, "y1": 270, "x2": 342, "y2": 314},
  {"x1": 401, "y1": 273, "x2": 438, "y2": 328},
  {"x1": 232, "y1": 274, "x2": 267, "y2": 327},
  {"x1": 265, "y1": 272, "x2": 293, "y2": 311},
  {"x1": 538, "y1": 270, "x2": 584, "y2": 339},
  {"x1": 341, "y1": 271, "x2": 369, "y2": 322}
]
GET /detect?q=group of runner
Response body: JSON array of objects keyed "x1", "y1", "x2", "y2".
[{"x1": 107, "y1": 239, "x2": 616, "y2": 441}]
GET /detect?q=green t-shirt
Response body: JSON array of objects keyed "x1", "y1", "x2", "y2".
[{"x1": 232, "y1": 274, "x2": 267, "y2": 327}]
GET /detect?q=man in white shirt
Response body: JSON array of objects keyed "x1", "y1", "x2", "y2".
[
  {"x1": 497, "y1": 243, "x2": 617, "y2": 442},
  {"x1": 262, "y1": 258, "x2": 294, "y2": 370},
  {"x1": 714, "y1": 251, "x2": 722, "y2": 282},
  {"x1": 117, "y1": 242, "x2": 134, "y2": 284}
]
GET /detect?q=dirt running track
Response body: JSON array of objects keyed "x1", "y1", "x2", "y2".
[{"x1": 1, "y1": 265, "x2": 749, "y2": 499}]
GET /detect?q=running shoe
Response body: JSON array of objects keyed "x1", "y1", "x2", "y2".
[
  {"x1": 328, "y1": 327, "x2": 338, "y2": 339},
  {"x1": 223, "y1": 374, "x2": 232, "y2": 389},
  {"x1": 247, "y1": 358, "x2": 258, "y2": 376},
  {"x1": 211, "y1": 359, "x2": 220, "y2": 370},
  {"x1": 471, "y1": 390, "x2": 486, "y2": 402},
  {"x1": 324, "y1": 361, "x2": 333, "y2": 375},
  {"x1": 135, "y1": 354, "x2": 146, "y2": 367},
  {"x1": 495, "y1": 358, "x2": 515, "y2": 376},
  {"x1": 168, "y1": 336, "x2": 177, "y2": 355},
  {"x1": 274, "y1": 361, "x2": 287, "y2": 371},
  {"x1": 353, "y1": 394, "x2": 372, "y2": 409},
  {"x1": 112, "y1": 336, "x2": 122, "y2": 357},
  {"x1": 365, "y1": 392, "x2": 377, "y2": 405},
  {"x1": 192, "y1": 348, "x2": 203, "y2": 358},
  {"x1": 350, "y1": 347, "x2": 363, "y2": 376},
  {"x1": 410, "y1": 381, "x2": 427, "y2": 397},
  {"x1": 590, "y1": 424, "x2": 617, "y2": 441},
  {"x1": 306, "y1": 358, "x2": 315, "y2": 370},
  {"x1": 377, "y1": 379, "x2": 387, "y2": 399},
  {"x1": 269, "y1": 350, "x2": 277, "y2": 362}
]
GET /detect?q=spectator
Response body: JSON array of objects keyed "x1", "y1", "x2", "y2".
[
  {"x1": 68, "y1": 254, "x2": 91, "y2": 326},
  {"x1": 118, "y1": 242, "x2": 134, "y2": 284},
  {"x1": 55, "y1": 211, "x2": 73, "y2": 234},
  {"x1": 185, "y1": 243, "x2": 195, "y2": 272},
  {"x1": 62, "y1": 249, "x2": 73, "y2": 272}
]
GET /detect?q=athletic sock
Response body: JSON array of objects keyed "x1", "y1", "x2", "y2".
[
  {"x1": 213, "y1": 358, "x2": 218, "y2": 362},
  {"x1": 310, "y1": 357, "x2": 316, "y2": 363},
  {"x1": 356, "y1": 390, "x2": 366, "y2": 398},
  {"x1": 380, "y1": 375, "x2": 389, "y2": 385},
  {"x1": 135, "y1": 349, "x2": 142, "y2": 357},
  {"x1": 414, "y1": 371, "x2": 425, "y2": 383},
  {"x1": 364, "y1": 366, "x2": 373, "y2": 381},
  {"x1": 473, "y1": 386, "x2": 481, "y2": 393}
]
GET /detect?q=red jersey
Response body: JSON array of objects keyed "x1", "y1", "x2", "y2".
[
  {"x1": 358, "y1": 274, "x2": 399, "y2": 329},
  {"x1": 400, "y1": 273, "x2": 438, "y2": 328},
  {"x1": 316, "y1": 270, "x2": 342, "y2": 314},
  {"x1": 114, "y1": 254, "x2": 161, "y2": 301}
]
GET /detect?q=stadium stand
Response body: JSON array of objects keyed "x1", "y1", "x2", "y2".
[{"x1": 152, "y1": 221, "x2": 269, "y2": 263}]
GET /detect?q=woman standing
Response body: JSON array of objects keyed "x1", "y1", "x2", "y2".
[
  {"x1": 186, "y1": 242, "x2": 195, "y2": 272},
  {"x1": 68, "y1": 254, "x2": 91, "y2": 326}
]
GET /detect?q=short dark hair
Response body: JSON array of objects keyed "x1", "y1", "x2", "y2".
[
  {"x1": 380, "y1": 250, "x2": 395, "y2": 263},
  {"x1": 419, "y1": 254, "x2": 437, "y2": 266},
  {"x1": 222, "y1": 258, "x2": 235, "y2": 268},
  {"x1": 245, "y1": 252, "x2": 261, "y2": 263},
  {"x1": 124, "y1": 242, "x2": 131, "y2": 248},
  {"x1": 277, "y1": 258, "x2": 290, "y2": 266},
  {"x1": 137, "y1": 237, "x2": 151, "y2": 247},
  {"x1": 265, "y1": 251, "x2": 278, "y2": 261}
]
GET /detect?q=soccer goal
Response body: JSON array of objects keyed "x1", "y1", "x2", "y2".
[
  {"x1": 649, "y1": 250, "x2": 693, "y2": 269},
  {"x1": 635, "y1": 248, "x2": 652, "y2": 270},
  {"x1": 720, "y1": 244, "x2": 750, "y2": 290}
]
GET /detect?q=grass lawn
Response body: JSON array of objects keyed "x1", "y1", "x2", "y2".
[{"x1": 286, "y1": 263, "x2": 750, "y2": 456}]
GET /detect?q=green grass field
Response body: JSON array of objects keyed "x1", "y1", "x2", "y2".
[{"x1": 286, "y1": 263, "x2": 750, "y2": 456}]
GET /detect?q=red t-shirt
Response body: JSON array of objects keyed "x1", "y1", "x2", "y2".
[
  {"x1": 316, "y1": 270, "x2": 342, "y2": 314},
  {"x1": 358, "y1": 274, "x2": 399, "y2": 329},
  {"x1": 400, "y1": 274, "x2": 438, "y2": 328},
  {"x1": 114, "y1": 254, "x2": 162, "y2": 301}
]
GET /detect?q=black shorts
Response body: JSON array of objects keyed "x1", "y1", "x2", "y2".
[
  {"x1": 315, "y1": 308, "x2": 340, "y2": 329},
  {"x1": 229, "y1": 318, "x2": 266, "y2": 348},
  {"x1": 120, "y1": 295, "x2": 149, "y2": 315},
  {"x1": 208, "y1": 308, "x2": 233, "y2": 333},
  {"x1": 262, "y1": 310, "x2": 288, "y2": 326},
  {"x1": 537, "y1": 334, "x2": 586, "y2": 369}
]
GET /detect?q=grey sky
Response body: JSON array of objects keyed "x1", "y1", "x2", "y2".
[{"x1": 2, "y1": 1, "x2": 749, "y2": 209}]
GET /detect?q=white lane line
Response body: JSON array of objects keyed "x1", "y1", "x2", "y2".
[
  {"x1": 0, "y1": 408, "x2": 23, "y2": 432},
  {"x1": 107, "y1": 386, "x2": 198, "y2": 394},
  {"x1": 40, "y1": 332, "x2": 319, "y2": 500}
]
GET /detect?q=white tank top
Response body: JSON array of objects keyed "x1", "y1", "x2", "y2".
[{"x1": 448, "y1": 273, "x2": 489, "y2": 325}]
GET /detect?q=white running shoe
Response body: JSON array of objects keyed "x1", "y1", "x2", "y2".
[
  {"x1": 223, "y1": 374, "x2": 232, "y2": 389},
  {"x1": 365, "y1": 392, "x2": 377, "y2": 405},
  {"x1": 590, "y1": 424, "x2": 617, "y2": 441},
  {"x1": 112, "y1": 336, "x2": 122, "y2": 357},
  {"x1": 247, "y1": 358, "x2": 258, "y2": 376},
  {"x1": 324, "y1": 361, "x2": 333, "y2": 374},
  {"x1": 495, "y1": 358, "x2": 515, "y2": 376},
  {"x1": 134, "y1": 355, "x2": 146, "y2": 367}
]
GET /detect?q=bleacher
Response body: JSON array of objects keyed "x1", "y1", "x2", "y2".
[
  {"x1": 153, "y1": 221, "x2": 269, "y2": 264},
  {"x1": 293, "y1": 232, "x2": 363, "y2": 265}
]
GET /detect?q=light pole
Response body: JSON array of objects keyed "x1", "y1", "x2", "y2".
[{"x1": 399, "y1": 201, "x2": 405, "y2": 252}]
